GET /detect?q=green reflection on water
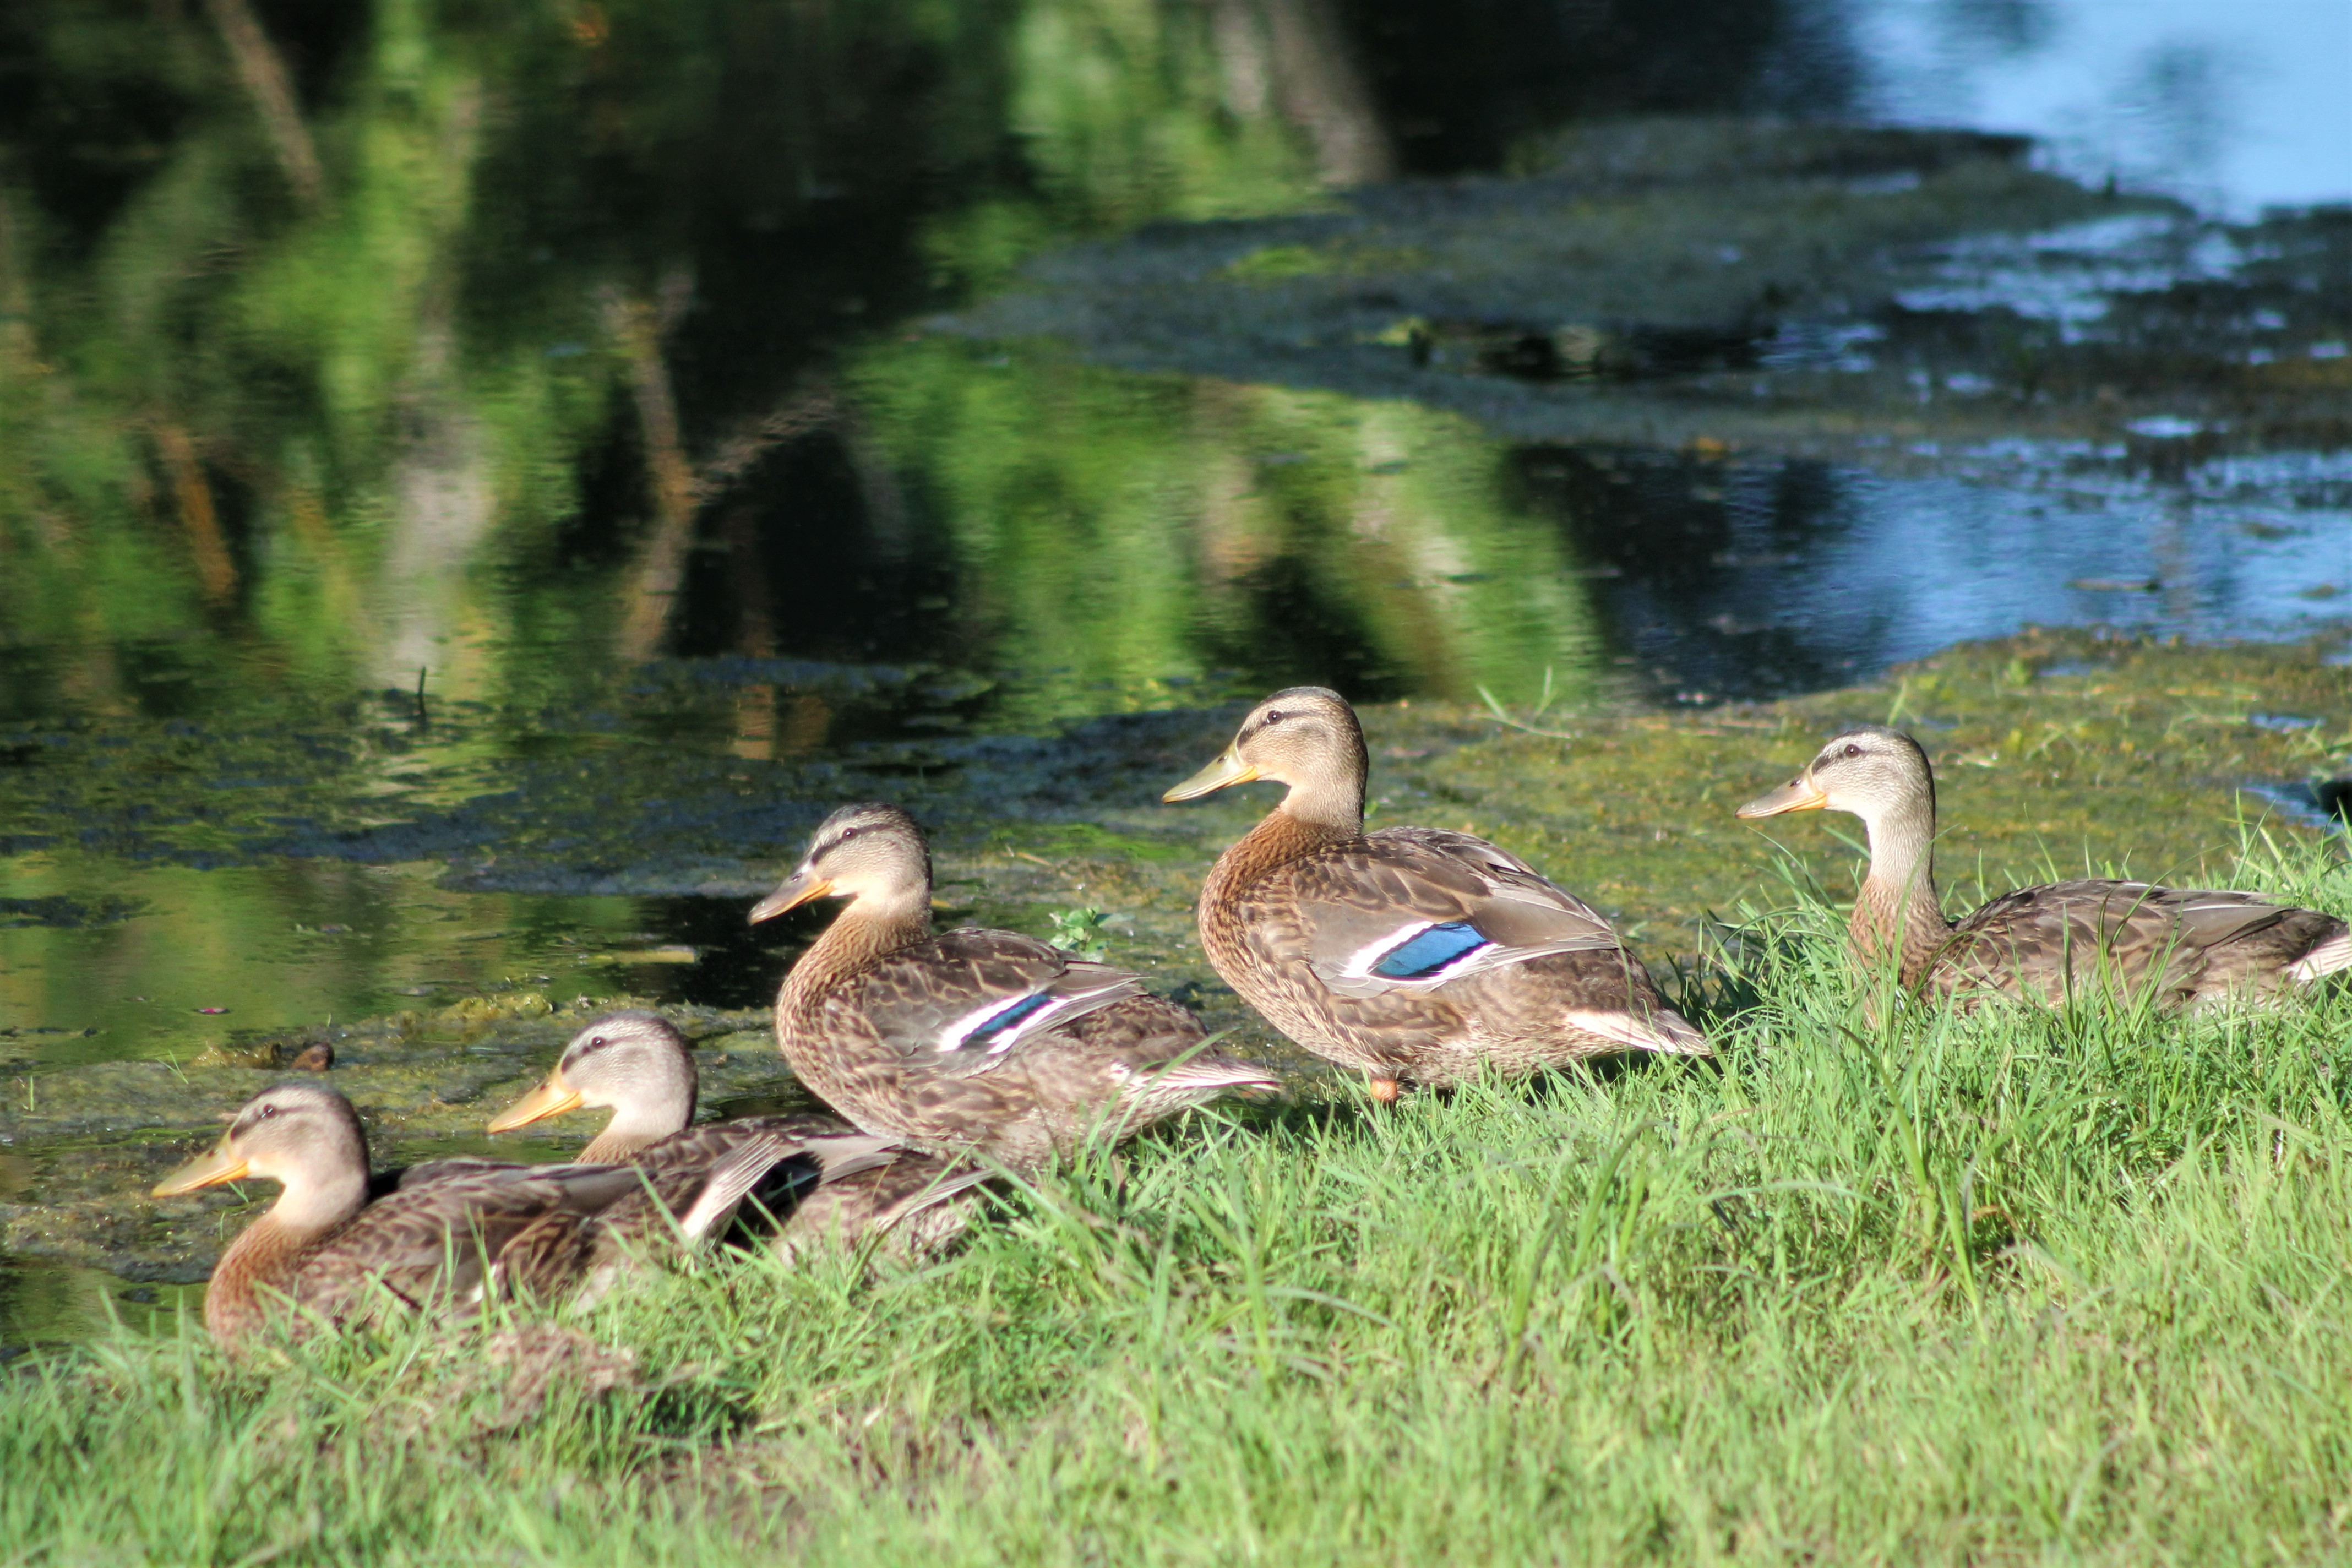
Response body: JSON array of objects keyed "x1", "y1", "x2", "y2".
[
  {"x1": 0, "y1": 1255, "x2": 203, "y2": 1354},
  {"x1": 0, "y1": 0, "x2": 1598, "y2": 727},
  {"x1": 860, "y1": 341, "x2": 1602, "y2": 725},
  {"x1": 0, "y1": 854, "x2": 652, "y2": 1066}
]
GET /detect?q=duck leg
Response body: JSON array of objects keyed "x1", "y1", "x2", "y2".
[{"x1": 1367, "y1": 1075, "x2": 1400, "y2": 1104}]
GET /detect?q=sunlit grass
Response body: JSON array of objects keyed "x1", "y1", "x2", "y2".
[{"x1": 8, "y1": 847, "x2": 2352, "y2": 1564}]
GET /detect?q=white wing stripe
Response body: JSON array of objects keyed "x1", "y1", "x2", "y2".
[
  {"x1": 1340, "y1": 920, "x2": 1434, "y2": 977},
  {"x1": 935, "y1": 989, "x2": 1086, "y2": 1054}
]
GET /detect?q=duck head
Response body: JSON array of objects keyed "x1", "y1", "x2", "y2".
[
  {"x1": 749, "y1": 802, "x2": 934, "y2": 925},
  {"x1": 1163, "y1": 687, "x2": 1368, "y2": 831},
  {"x1": 487, "y1": 1011, "x2": 697, "y2": 1158},
  {"x1": 153, "y1": 1082, "x2": 370, "y2": 1228},
  {"x1": 1736, "y1": 724, "x2": 1935, "y2": 831}
]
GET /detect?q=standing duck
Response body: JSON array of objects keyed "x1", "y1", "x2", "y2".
[
  {"x1": 752, "y1": 803, "x2": 1279, "y2": 1167},
  {"x1": 1736, "y1": 723, "x2": 2352, "y2": 1006},
  {"x1": 1163, "y1": 688, "x2": 1709, "y2": 1099},
  {"x1": 150, "y1": 1082, "x2": 816, "y2": 1353},
  {"x1": 485, "y1": 1011, "x2": 992, "y2": 1259}
]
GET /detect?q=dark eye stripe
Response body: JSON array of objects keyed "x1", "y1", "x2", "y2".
[{"x1": 808, "y1": 823, "x2": 875, "y2": 862}]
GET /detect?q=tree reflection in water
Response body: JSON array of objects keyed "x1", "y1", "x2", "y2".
[{"x1": 0, "y1": 0, "x2": 1831, "y2": 723}]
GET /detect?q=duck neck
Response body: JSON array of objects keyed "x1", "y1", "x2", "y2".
[
  {"x1": 205, "y1": 1175, "x2": 363, "y2": 1351},
  {"x1": 1206, "y1": 799, "x2": 1357, "y2": 907},
  {"x1": 1275, "y1": 764, "x2": 1364, "y2": 839},
  {"x1": 582, "y1": 1096, "x2": 688, "y2": 1163},
  {"x1": 782, "y1": 892, "x2": 933, "y2": 1012},
  {"x1": 1853, "y1": 798, "x2": 1950, "y2": 985}
]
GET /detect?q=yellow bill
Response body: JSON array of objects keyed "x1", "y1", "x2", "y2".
[
  {"x1": 1162, "y1": 747, "x2": 1259, "y2": 802},
  {"x1": 151, "y1": 1140, "x2": 249, "y2": 1197},
  {"x1": 487, "y1": 1072, "x2": 582, "y2": 1133}
]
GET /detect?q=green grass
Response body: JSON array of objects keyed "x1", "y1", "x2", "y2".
[{"x1": 9, "y1": 844, "x2": 2352, "y2": 1564}]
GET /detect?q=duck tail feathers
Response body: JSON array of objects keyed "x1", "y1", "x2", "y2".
[
  {"x1": 1130, "y1": 1049, "x2": 1284, "y2": 1102},
  {"x1": 676, "y1": 1134, "x2": 791, "y2": 1243},
  {"x1": 1564, "y1": 1007, "x2": 1714, "y2": 1058},
  {"x1": 1163, "y1": 1057, "x2": 1283, "y2": 1094},
  {"x1": 2288, "y1": 929, "x2": 2352, "y2": 985}
]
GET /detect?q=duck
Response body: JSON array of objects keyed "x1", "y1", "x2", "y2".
[
  {"x1": 151, "y1": 1081, "x2": 869, "y2": 1353},
  {"x1": 484, "y1": 1010, "x2": 991, "y2": 1259},
  {"x1": 1163, "y1": 687, "x2": 1709, "y2": 1099},
  {"x1": 1736, "y1": 723, "x2": 2352, "y2": 1007},
  {"x1": 752, "y1": 802, "x2": 1279, "y2": 1166}
]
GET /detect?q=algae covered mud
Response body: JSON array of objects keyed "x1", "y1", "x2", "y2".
[{"x1": 3, "y1": 0, "x2": 2350, "y2": 1346}]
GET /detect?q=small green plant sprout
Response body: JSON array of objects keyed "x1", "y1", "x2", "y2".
[
  {"x1": 1048, "y1": 907, "x2": 1114, "y2": 959},
  {"x1": 1476, "y1": 666, "x2": 1577, "y2": 741}
]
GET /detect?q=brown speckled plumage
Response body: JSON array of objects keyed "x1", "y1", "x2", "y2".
[
  {"x1": 757, "y1": 803, "x2": 1278, "y2": 1167},
  {"x1": 157, "y1": 1084, "x2": 655, "y2": 1353},
  {"x1": 1170, "y1": 689, "x2": 1710, "y2": 1095},
  {"x1": 1740, "y1": 724, "x2": 2352, "y2": 1008},
  {"x1": 484, "y1": 1011, "x2": 984, "y2": 1263},
  {"x1": 775, "y1": 1148, "x2": 988, "y2": 1266}
]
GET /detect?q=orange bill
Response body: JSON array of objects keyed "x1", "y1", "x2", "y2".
[
  {"x1": 151, "y1": 1139, "x2": 249, "y2": 1197},
  {"x1": 487, "y1": 1072, "x2": 582, "y2": 1133},
  {"x1": 1736, "y1": 777, "x2": 1829, "y2": 818}
]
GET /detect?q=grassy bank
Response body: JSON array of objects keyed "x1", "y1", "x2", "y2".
[{"x1": 8, "y1": 829, "x2": 2352, "y2": 1564}]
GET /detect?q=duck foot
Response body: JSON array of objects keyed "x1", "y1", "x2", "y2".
[{"x1": 1368, "y1": 1076, "x2": 1400, "y2": 1104}]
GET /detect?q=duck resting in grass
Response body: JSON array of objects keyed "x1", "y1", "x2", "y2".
[
  {"x1": 486, "y1": 1010, "x2": 993, "y2": 1262},
  {"x1": 1736, "y1": 723, "x2": 2352, "y2": 1008},
  {"x1": 752, "y1": 802, "x2": 1279, "y2": 1167},
  {"x1": 151, "y1": 1082, "x2": 872, "y2": 1353},
  {"x1": 1163, "y1": 687, "x2": 1710, "y2": 1101}
]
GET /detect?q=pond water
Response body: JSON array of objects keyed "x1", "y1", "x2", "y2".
[{"x1": 2, "y1": 0, "x2": 2348, "y2": 1343}]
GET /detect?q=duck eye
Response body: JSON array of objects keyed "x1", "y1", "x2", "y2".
[
  {"x1": 255, "y1": 1103, "x2": 277, "y2": 1120},
  {"x1": 1842, "y1": 743, "x2": 1861, "y2": 759},
  {"x1": 1262, "y1": 709, "x2": 1286, "y2": 726}
]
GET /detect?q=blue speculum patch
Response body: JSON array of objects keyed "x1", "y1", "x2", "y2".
[
  {"x1": 968, "y1": 990, "x2": 1055, "y2": 1044},
  {"x1": 1371, "y1": 922, "x2": 1492, "y2": 979}
]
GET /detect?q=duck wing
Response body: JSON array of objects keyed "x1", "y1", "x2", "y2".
[
  {"x1": 386, "y1": 1157, "x2": 525, "y2": 1193},
  {"x1": 1947, "y1": 880, "x2": 2318, "y2": 1000},
  {"x1": 631, "y1": 1113, "x2": 897, "y2": 1182},
  {"x1": 611, "y1": 1117, "x2": 905, "y2": 1243},
  {"x1": 1282, "y1": 827, "x2": 1627, "y2": 1000},
  {"x1": 294, "y1": 1165, "x2": 645, "y2": 1322},
  {"x1": 832, "y1": 928, "x2": 1149, "y2": 1078},
  {"x1": 777, "y1": 1151, "x2": 997, "y2": 1261}
]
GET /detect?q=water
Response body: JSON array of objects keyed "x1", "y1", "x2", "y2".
[
  {"x1": 1856, "y1": 0, "x2": 2352, "y2": 215},
  {"x1": 2, "y1": 0, "x2": 2348, "y2": 1342},
  {"x1": 1525, "y1": 447, "x2": 2352, "y2": 704}
]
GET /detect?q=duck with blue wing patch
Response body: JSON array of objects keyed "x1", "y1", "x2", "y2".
[
  {"x1": 1166, "y1": 688, "x2": 1709, "y2": 1101},
  {"x1": 753, "y1": 803, "x2": 1280, "y2": 1168}
]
